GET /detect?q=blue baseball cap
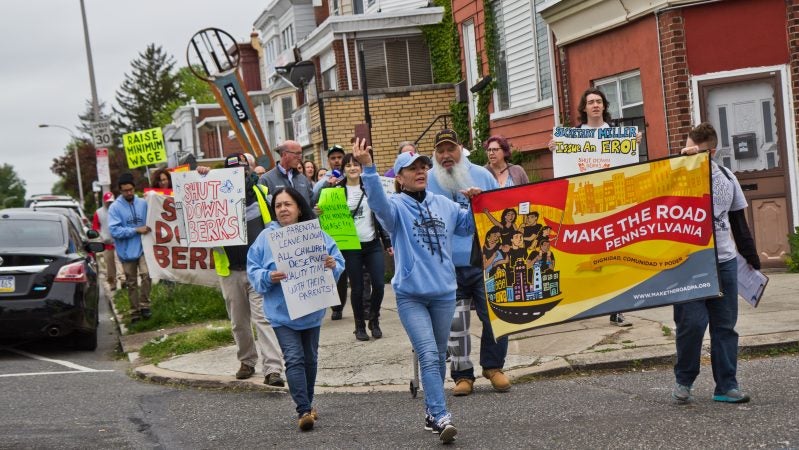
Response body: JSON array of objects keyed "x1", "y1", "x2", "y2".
[{"x1": 393, "y1": 151, "x2": 431, "y2": 175}]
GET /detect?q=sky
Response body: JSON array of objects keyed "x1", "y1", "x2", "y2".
[{"x1": 0, "y1": 0, "x2": 265, "y2": 197}]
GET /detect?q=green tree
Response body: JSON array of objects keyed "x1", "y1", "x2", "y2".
[
  {"x1": 113, "y1": 44, "x2": 181, "y2": 135},
  {"x1": 153, "y1": 66, "x2": 216, "y2": 128},
  {"x1": 0, "y1": 164, "x2": 26, "y2": 208}
]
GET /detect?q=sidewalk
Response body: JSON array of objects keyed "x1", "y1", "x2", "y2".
[{"x1": 127, "y1": 271, "x2": 799, "y2": 393}]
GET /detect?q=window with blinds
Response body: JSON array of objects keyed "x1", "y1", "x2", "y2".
[
  {"x1": 492, "y1": 0, "x2": 552, "y2": 113},
  {"x1": 358, "y1": 37, "x2": 432, "y2": 89}
]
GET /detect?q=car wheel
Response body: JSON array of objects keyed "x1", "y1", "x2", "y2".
[{"x1": 72, "y1": 327, "x2": 98, "y2": 351}]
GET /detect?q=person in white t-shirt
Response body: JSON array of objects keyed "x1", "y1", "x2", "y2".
[{"x1": 672, "y1": 122, "x2": 760, "y2": 404}]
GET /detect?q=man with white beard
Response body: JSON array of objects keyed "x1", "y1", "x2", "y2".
[{"x1": 427, "y1": 129, "x2": 510, "y2": 397}]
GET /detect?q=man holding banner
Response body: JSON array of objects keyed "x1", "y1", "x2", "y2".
[
  {"x1": 672, "y1": 123, "x2": 759, "y2": 404},
  {"x1": 549, "y1": 87, "x2": 640, "y2": 327},
  {"x1": 426, "y1": 129, "x2": 510, "y2": 397},
  {"x1": 197, "y1": 154, "x2": 285, "y2": 386}
]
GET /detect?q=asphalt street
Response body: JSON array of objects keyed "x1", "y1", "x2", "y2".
[{"x1": 1, "y1": 296, "x2": 797, "y2": 449}]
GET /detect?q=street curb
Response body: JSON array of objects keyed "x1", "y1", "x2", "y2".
[{"x1": 131, "y1": 333, "x2": 799, "y2": 393}]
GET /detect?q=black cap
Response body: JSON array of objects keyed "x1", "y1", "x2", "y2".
[
  {"x1": 118, "y1": 172, "x2": 134, "y2": 188},
  {"x1": 435, "y1": 129, "x2": 459, "y2": 148},
  {"x1": 327, "y1": 145, "x2": 345, "y2": 156}
]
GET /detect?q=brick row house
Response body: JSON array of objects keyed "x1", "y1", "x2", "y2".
[{"x1": 540, "y1": 0, "x2": 799, "y2": 268}]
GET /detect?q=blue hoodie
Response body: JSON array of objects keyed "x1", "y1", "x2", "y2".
[
  {"x1": 247, "y1": 221, "x2": 345, "y2": 330},
  {"x1": 427, "y1": 160, "x2": 498, "y2": 268},
  {"x1": 108, "y1": 195, "x2": 148, "y2": 262},
  {"x1": 361, "y1": 165, "x2": 474, "y2": 300}
]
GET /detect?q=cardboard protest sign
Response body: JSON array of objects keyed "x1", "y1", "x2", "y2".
[
  {"x1": 123, "y1": 128, "x2": 167, "y2": 168},
  {"x1": 142, "y1": 192, "x2": 219, "y2": 287},
  {"x1": 472, "y1": 153, "x2": 719, "y2": 338},
  {"x1": 171, "y1": 168, "x2": 247, "y2": 248},
  {"x1": 552, "y1": 126, "x2": 639, "y2": 177},
  {"x1": 267, "y1": 220, "x2": 340, "y2": 319},
  {"x1": 317, "y1": 188, "x2": 361, "y2": 250}
]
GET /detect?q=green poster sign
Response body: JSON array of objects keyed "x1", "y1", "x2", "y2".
[
  {"x1": 123, "y1": 127, "x2": 166, "y2": 168},
  {"x1": 317, "y1": 188, "x2": 361, "y2": 250}
]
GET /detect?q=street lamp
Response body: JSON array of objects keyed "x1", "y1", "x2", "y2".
[{"x1": 38, "y1": 124, "x2": 85, "y2": 207}]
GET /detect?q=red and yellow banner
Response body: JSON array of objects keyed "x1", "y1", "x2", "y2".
[{"x1": 471, "y1": 153, "x2": 720, "y2": 338}]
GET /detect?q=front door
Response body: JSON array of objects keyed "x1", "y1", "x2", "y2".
[{"x1": 699, "y1": 72, "x2": 792, "y2": 268}]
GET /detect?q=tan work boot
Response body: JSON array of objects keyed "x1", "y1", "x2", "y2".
[
  {"x1": 452, "y1": 378, "x2": 474, "y2": 396},
  {"x1": 482, "y1": 368, "x2": 511, "y2": 392},
  {"x1": 298, "y1": 412, "x2": 315, "y2": 431}
]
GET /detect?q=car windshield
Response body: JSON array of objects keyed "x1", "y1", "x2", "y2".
[{"x1": 0, "y1": 220, "x2": 64, "y2": 247}]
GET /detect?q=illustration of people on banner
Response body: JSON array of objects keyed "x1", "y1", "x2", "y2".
[{"x1": 471, "y1": 153, "x2": 720, "y2": 338}]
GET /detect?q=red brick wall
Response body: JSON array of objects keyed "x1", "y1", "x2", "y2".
[
  {"x1": 238, "y1": 43, "x2": 262, "y2": 91},
  {"x1": 659, "y1": 10, "x2": 692, "y2": 153},
  {"x1": 332, "y1": 39, "x2": 359, "y2": 91}
]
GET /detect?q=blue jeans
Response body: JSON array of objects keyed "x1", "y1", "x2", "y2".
[
  {"x1": 396, "y1": 295, "x2": 456, "y2": 422},
  {"x1": 342, "y1": 239, "x2": 386, "y2": 322},
  {"x1": 450, "y1": 266, "x2": 508, "y2": 380},
  {"x1": 273, "y1": 325, "x2": 320, "y2": 417},
  {"x1": 674, "y1": 258, "x2": 739, "y2": 395}
]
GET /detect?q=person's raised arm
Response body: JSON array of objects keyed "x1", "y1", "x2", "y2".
[{"x1": 353, "y1": 138, "x2": 397, "y2": 231}]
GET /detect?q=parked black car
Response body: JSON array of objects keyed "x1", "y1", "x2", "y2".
[{"x1": 0, "y1": 210, "x2": 105, "y2": 350}]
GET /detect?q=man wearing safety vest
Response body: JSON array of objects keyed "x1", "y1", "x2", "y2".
[{"x1": 198, "y1": 153, "x2": 285, "y2": 386}]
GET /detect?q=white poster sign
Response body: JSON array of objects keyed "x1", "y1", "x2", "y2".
[
  {"x1": 552, "y1": 126, "x2": 639, "y2": 177},
  {"x1": 171, "y1": 168, "x2": 247, "y2": 247},
  {"x1": 266, "y1": 219, "x2": 339, "y2": 320},
  {"x1": 379, "y1": 176, "x2": 396, "y2": 196},
  {"x1": 142, "y1": 193, "x2": 219, "y2": 287},
  {"x1": 96, "y1": 148, "x2": 111, "y2": 185}
]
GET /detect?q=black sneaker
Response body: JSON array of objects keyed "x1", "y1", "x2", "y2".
[
  {"x1": 141, "y1": 308, "x2": 152, "y2": 320},
  {"x1": 431, "y1": 415, "x2": 457, "y2": 443},
  {"x1": 331, "y1": 309, "x2": 342, "y2": 320},
  {"x1": 610, "y1": 313, "x2": 632, "y2": 327},
  {"x1": 424, "y1": 413, "x2": 434, "y2": 432}
]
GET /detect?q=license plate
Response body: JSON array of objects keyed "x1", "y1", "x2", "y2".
[{"x1": 0, "y1": 275, "x2": 14, "y2": 293}]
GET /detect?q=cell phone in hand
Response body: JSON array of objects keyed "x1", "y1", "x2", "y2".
[{"x1": 354, "y1": 123, "x2": 371, "y2": 148}]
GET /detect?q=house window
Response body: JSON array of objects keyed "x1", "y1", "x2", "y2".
[
  {"x1": 331, "y1": 0, "x2": 340, "y2": 15},
  {"x1": 353, "y1": 0, "x2": 364, "y2": 14},
  {"x1": 358, "y1": 37, "x2": 432, "y2": 89},
  {"x1": 322, "y1": 66, "x2": 337, "y2": 91},
  {"x1": 281, "y1": 25, "x2": 294, "y2": 51},
  {"x1": 595, "y1": 71, "x2": 647, "y2": 161},
  {"x1": 491, "y1": 0, "x2": 552, "y2": 113},
  {"x1": 282, "y1": 96, "x2": 294, "y2": 140}
]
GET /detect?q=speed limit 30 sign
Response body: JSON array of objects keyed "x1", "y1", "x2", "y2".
[{"x1": 92, "y1": 120, "x2": 113, "y2": 147}]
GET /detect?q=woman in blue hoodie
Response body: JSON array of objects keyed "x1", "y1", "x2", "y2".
[
  {"x1": 352, "y1": 138, "x2": 480, "y2": 444},
  {"x1": 247, "y1": 187, "x2": 344, "y2": 432}
]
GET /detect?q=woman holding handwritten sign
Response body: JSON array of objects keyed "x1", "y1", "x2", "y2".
[{"x1": 247, "y1": 187, "x2": 344, "y2": 432}]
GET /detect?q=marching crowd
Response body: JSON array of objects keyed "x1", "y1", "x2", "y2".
[{"x1": 93, "y1": 88, "x2": 757, "y2": 444}]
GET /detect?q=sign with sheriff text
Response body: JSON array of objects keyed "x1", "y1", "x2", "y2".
[
  {"x1": 267, "y1": 220, "x2": 340, "y2": 320},
  {"x1": 552, "y1": 126, "x2": 639, "y2": 177},
  {"x1": 471, "y1": 153, "x2": 719, "y2": 338},
  {"x1": 142, "y1": 192, "x2": 219, "y2": 287},
  {"x1": 171, "y1": 168, "x2": 247, "y2": 247},
  {"x1": 123, "y1": 127, "x2": 167, "y2": 168}
]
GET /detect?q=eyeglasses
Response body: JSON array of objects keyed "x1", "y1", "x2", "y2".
[
  {"x1": 283, "y1": 150, "x2": 302, "y2": 156},
  {"x1": 486, "y1": 147, "x2": 503, "y2": 153}
]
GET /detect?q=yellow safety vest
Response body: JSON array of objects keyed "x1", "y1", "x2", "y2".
[{"x1": 213, "y1": 185, "x2": 271, "y2": 276}]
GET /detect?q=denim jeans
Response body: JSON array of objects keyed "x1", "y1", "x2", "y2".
[
  {"x1": 449, "y1": 266, "x2": 508, "y2": 380},
  {"x1": 674, "y1": 258, "x2": 739, "y2": 395},
  {"x1": 342, "y1": 239, "x2": 386, "y2": 322},
  {"x1": 396, "y1": 295, "x2": 456, "y2": 422},
  {"x1": 273, "y1": 325, "x2": 321, "y2": 417}
]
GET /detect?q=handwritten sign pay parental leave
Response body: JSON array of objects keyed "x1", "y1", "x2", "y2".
[
  {"x1": 123, "y1": 127, "x2": 167, "y2": 168},
  {"x1": 171, "y1": 168, "x2": 247, "y2": 247},
  {"x1": 552, "y1": 126, "x2": 639, "y2": 177},
  {"x1": 317, "y1": 188, "x2": 361, "y2": 250},
  {"x1": 267, "y1": 219, "x2": 340, "y2": 320}
]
